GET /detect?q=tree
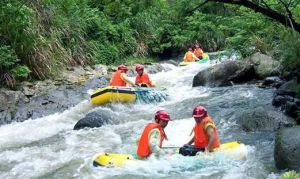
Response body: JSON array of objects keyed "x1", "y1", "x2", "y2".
[{"x1": 188, "y1": 0, "x2": 300, "y2": 33}]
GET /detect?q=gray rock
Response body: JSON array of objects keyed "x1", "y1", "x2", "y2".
[
  {"x1": 237, "y1": 107, "x2": 289, "y2": 132},
  {"x1": 275, "y1": 124, "x2": 300, "y2": 172},
  {"x1": 247, "y1": 52, "x2": 281, "y2": 78},
  {"x1": 192, "y1": 60, "x2": 256, "y2": 87},
  {"x1": 272, "y1": 95, "x2": 294, "y2": 108},
  {"x1": 94, "y1": 64, "x2": 108, "y2": 76},
  {"x1": 73, "y1": 111, "x2": 112, "y2": 130},
  {"x1": 261, "y1": 76, "x2": 284, "y2": 88},
  {"x1": 272, "y1": 95, "x2": 287, "y2": 107},
  {"x1": 144, "y1": 63, "x2": 165, "y2": 74},
  {"x1": 0, "y1": 89, "x2": 29, "y2": 124},
  {"x1": 285, "y1": 102, "x2": 300, "y2": 118},
  {"x1": 275, "y1": 80, "x2": 297, "y2": 97}
]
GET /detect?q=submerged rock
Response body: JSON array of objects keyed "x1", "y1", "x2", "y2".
[{"x1": 73, "y1": 111, "x2": 112, "y2": 130}]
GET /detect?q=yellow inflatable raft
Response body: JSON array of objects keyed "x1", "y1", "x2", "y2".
[
  {"x1": 93, "y1": 141, "x2": 247, "y2": 167},
  {"x1": 90, "y1": 86, "x2": 136, "y2": 105}
]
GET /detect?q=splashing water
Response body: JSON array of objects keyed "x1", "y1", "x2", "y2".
[{"x1": 135, "y1": 88, "x2": 169, "y2": 104}]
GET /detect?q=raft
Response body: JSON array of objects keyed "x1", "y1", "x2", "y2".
[
  {"x1": 90, "y1": 86, "x2": 168, "y2": 105},
  {"x1": 179, "y1": 53, "x2": 209, "y2": 66},
  {"x1": 90, "y1": 86, "x2": 136, "y2": 105},
  {"x1": 93, "y1": 141, "x2": 247, "y2": 167}
]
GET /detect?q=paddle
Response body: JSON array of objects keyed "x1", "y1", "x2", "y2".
[{"x1": 162, "y1": 146, "x2": 180, "y2": 149}]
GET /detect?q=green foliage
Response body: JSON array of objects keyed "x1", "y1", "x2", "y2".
[
  {"x1": 11, "y1": 65, "x2": 31, "y2": 78},
  {"x1": 0, "y1": 0, "x2": 300, "y2": 87},
  {"x1": 0, "y1": 1, "x2": 37, "y2": 61},
  {"x1": 0, "y1": 46, "x2": 19, "y2": 69},
  {"x1": 276, "y1": 30, "x2": 300, "y2": 71},
  {"x1": 280, "y1": 170, "x2": 300, "y2": 179},
  {"x1": 0, "y1": 45, "x2": 19, "y2": 87},
  {"x1": 88, "y1": 41, "x2": 119, "y2": 65}
]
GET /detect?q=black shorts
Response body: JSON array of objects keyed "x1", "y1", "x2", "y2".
[{"x1": 179, "y1": 145, "x2": 205, "y2": 156}]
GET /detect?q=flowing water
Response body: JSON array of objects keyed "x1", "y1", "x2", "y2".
[{"x1": 0, "y1": 61, "x2": 287, "y2": 178}]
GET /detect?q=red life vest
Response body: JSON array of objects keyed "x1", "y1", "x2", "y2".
[
  {"x1": 110, "y1": 70, "x2": 126, "y2": 86},
  {"x1": 136, "y1": 123, "x2": 165, "y2": 158},
  {"x1": 135, "y1": 72, "x2": 154, "y2": 87},
  {"x1": 184, "y1": 51, "x2": 194, "y2": 62},
  {"x1": 194, "y1": 115, "x2": 220, "y2": 149},
  {"x1": 194, "y1": 48, "x2": 203, "y2": 58}
]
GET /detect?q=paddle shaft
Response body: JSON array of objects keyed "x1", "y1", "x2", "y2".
[{"x1": 162, "y1": 146, "x2": 180, "y2": 149}]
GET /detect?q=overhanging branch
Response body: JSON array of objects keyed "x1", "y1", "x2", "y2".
[
  {"x1": 187, "y1": 0, "x2": 300, "y2": 33},
  {"x1": 211, "y1": 0, "x2": 300, "y2": 32}
]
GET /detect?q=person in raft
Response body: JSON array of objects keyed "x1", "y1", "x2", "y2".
[
  {"x1": 136, "y1": 110, "x2": 171, "y2": 159},
  {"x1": 183, "y1": 47, "x2": 199, "y2": 62},
  {"x1": 194, "y1": 44, "x2": 203, "y2": 59},
  {"x1": 135, "y1": 64, "x2": 155, "y2": 87},
  {"x1": 110, "y1": 64, "x2": 136, "y2": 87},
  {"x1": 179, "y1": 105, "x2": 220, "y2": 156}
]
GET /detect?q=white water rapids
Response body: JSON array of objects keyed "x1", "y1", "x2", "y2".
[{"x1": 0, "y1": 61, "x2": 284, "y2": 178}]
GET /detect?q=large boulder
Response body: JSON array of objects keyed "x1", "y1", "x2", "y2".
[
  {"x1": 73, "y1": 111, "x2": 112, "y2": 130},
  {"x1": 247, "y1": 52, "x2": 281, "y2": 78},
  {"x1": 275, "y1": 124, "x2": 300, "y2": 172},
  {"x1": 236, "y1": 107, "x2": 293, "y2": 132},
  {"x1": 192, "y1": 60, "x2": 256, "y2": 87}
]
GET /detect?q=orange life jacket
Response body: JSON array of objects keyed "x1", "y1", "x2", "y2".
[
  {"x1": 136, "y1": 123, "x2": 166, "y2": 158},
  {"x1": 184, "y1": 51, "x2": 194, "y2": 62},
  {"x1": 194, "y1": 115, "x2": 220, "y2": 149},
  {"x1": 110, "y1": 70, "x2": 126, "y2": 86},
  {"x1": 194, "y1": 48, "x2": 203, "y2": 58},
  {"x1": 135, "y1": 72, "x2": 154, "y2": 87}
]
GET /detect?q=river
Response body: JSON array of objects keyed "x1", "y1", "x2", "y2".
[{"x1": 0, "y1": 61, "x2": 286, "y2": 178}]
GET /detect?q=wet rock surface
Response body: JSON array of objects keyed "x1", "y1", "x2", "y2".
[
  {"x1": 73, "y1": 111, "x2": 112, "y2": 130},
  {"x1": 275, "y1": 124, "x2": 300, "y2": 172},
  {"x1": 192, "y1": 60, "x2": 256, "y2": 87},
  {"x1": 272, "y1": 79, "x2": 300, "y2": 123}
]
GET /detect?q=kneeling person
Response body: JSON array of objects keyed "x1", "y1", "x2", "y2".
[
  {"x1": 135, "y1": 64, "x2": 155, "y2": 87},
  {"x1": 180, "y1": 105, "x2": 220, "y2": 156},
  {"x1": 110, "y1": 65, "x2": 135, "y2": 87},
  {"x1": 136, "y1": 110, "x2": 170, "y2": 159}
]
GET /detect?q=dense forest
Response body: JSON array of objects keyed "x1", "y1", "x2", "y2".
[{"x1": 0, "y1": 0, "x2": 299, "y2": 87}]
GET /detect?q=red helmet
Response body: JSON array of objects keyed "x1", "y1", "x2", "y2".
[
  {"x1": 135, "y1": 64, "x2": 144, "y2": 71},
  {"x1": 193, "y1": 106, "x2": 207, "y2": 118},
  {"x1": 155, "y1": 110, "x2": 171, "y2": 122},
  {"x1": 118, "y1": 65, "x2": 128, "y2": 72}
]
